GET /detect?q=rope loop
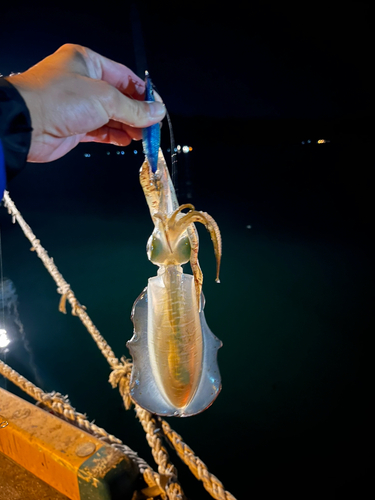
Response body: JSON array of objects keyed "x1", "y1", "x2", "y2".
[
  {"x1": 109, "y1": 357, "x2": 133, "y2": 410},
  {"x1": 57, "y1": 284, "x2": 70, "y2": 314},
  {"x1": 59, "y1": 293, "x2": 68, "y2": 314}
]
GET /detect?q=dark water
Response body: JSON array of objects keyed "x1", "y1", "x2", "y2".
[{"x1": 0, "y1": 136, "x2": 373, "y2": 499}]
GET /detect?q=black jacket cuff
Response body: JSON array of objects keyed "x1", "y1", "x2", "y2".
[{"x1": 0, "y1": 77, "x2": 32, "y2": 182}]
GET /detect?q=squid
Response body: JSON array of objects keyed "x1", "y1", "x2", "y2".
[{"x1": 127, "y1": 73, "x2": 222, "y2": 417}]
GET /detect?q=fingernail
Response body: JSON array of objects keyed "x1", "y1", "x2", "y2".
[{"x1": 146, "y1": 101, "x2": 165, "y2": 118}]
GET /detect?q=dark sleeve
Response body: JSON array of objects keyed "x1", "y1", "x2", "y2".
[{"x1": 0, "y1": 77, "x2": 32, "y2": 196}]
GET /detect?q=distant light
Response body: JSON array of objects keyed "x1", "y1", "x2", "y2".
[
  {"x1": 317, "y1": 139, "x2": 329, "y2": 144},
  {"x1": 174, "y1": 147, "x2": 178, "y2": 152},
  {"x1": 246, "y1": 225, "x2": 252, "y2": 229},
  {"x1": 0, "y1": 329, "x2": 10, "y2": 349},
  {"x1": 84, "y1": 153, "x2": 91, "y2": 157},
  {"x1": 301, "y1": 141, "x2": 305, "y2": 145},
  {"x1": 107, "y1": 151, "x2": 110, "y2": 155},
  {"x1": 307, "y1": 140, "x2": 311, "y2": 144},
  {"x1": 116, "y1": 151, "x2": 120, "y2": 155},
  {"x1": 177, "y1": 145, "x2": 181, "y2": 151},
  {"x1": 121, "y1": 151, "x2": 125, "y2": 155},
  {"x1": 189, "y1": 146, "x2": 193, "y2": 151},
  {"x1": 167, "y1": 148, "x2": 171, "y2": 153},
  {"x1": 133, "y1": 150, "x2": 138, "y2": 155},
  {"x1": 182, "y1": 145, "x2": 189, "y2": 153}
]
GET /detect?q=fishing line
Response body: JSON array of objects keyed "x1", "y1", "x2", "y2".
[
  {"x1": 151, "y1": 81, "x2": 179, "y2": 194},
  {"x1": 165, "y1": 108, "x2": 178, "y2": 194}
]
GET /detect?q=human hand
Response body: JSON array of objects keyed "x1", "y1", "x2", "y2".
[{"x1": 6, "y1": 44, "x2": 165, "y2": 162}]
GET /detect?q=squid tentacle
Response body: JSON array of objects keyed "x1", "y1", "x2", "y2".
[
  {"x1": 168, "y1": 203, "x2": 195, "y2": 228},
  {"x1": 186, "y1": 224, "x2": 203, "y2": 309},
  {"x1": 173, "y1": 210, "x2": 222, "y2": 283}
]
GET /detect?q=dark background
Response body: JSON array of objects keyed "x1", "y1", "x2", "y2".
[{"x1": 1, "y1": 2, "x2": 374, "y2": 499}]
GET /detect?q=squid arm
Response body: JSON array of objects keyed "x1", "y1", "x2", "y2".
[{"x1": 166, "y1": 204, "x2": 222, "y2": 307}]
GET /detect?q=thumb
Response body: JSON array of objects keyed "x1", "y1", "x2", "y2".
[{"x1": 106, "y1": 86, "x2": 166, "y2": 128}]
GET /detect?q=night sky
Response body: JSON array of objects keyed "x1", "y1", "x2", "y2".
[
  {"x1": 1, "y1": 3, "x2": 374, "y2": 500},
  {"x1": 1, "y1": 3, "x2": 373, "y2": 122}
]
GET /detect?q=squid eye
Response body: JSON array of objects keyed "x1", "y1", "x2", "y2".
[
  {"x1": 147, "y1": 234, "x2": 165, "y2": 264},
  {"x1": 147, "y1": 231, "x2": 191, "y2": 266},
  {"x1": 174, "y1": 235, "x2": 191, "y2": 264}
]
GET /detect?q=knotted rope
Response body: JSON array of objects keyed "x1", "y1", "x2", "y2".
[
  {"x1": 2, "y1": 190, "x2": 236, "y2": 500},
  {"x1": 109, "y1": 356, "x2": 133, "y2": 410}
]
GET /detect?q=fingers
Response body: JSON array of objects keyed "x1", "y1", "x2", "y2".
[
  {"x1": 55, "y1": 45, "x2": 166, "y2": 127},
  {"x1": 70, "y1": 44, "x2": 146, "y2": 99},
  {"x1": 98, "y1": 83, "x2": 166, "y2": 128},
  {"x1": 106, "y1": 120, "x2": 143, "y2": 140},
  {"x1": 80, "y1": 126, "x2": 133, "y2": 146},
  {"x1": 90, "y1": 51, "x2": 145, "y2": 99},
  {"x1": 80, "y1": 120, "x2": 143, "y2": 146},
  {"x1": 54, "y1": 44, "x2": 146, "y2": 100}
]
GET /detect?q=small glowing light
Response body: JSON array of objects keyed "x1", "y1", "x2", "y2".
[
  {"x1": 106, "y1": 151, "x2": 110, "y2": 155},
  {"x1": 121, "y1": 151, "x2": 125, "y2": 155},
  {"x1": 301, "y1": 141, "x2": 305, "y2": 145},
  {"x1": 167, "y1": 148, "x2": 171, "y2": 153},
  {"x1": 182, "y1": 145, "x2": 189, "y2": 153},
  {"x1": 317, "y1": 139, "x2": 328, "y2": 144},
  {"x1": 133, "y1": 150, "x2": 138, "y2": 154},
  {"x1": 116, "y1": 151, "x2": 120, "y2": 155},
  {"x1": 307, "y1": 140, "x2": 311, "y2": 144},
  {"x1": 189, "y1": 146, "x2": 193, "y2": 151},
  {"x1": 84, "y1": 153, "x2": 91, "y2": 157},
  {"x1": 174, "y1": 147, "x2": 178, "y2": 152},
  {"x1": 246, "y1": 225, "x2": 252, "y2": 229},
  {"x1": 0, "y1": 329, "x2": 10, "y2": 349},
  {"x1": 177, "y1": 145, "x2": 181, "y2": 151}
]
